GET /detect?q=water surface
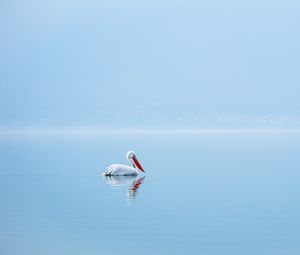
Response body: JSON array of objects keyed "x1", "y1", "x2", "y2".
[{"x1": 0, "y1": 133, "x2": 299, "y2": 255}]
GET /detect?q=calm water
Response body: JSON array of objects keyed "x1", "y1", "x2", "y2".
[{"x1": 0, "y1": 133, "x2": 299, "y2": 255}]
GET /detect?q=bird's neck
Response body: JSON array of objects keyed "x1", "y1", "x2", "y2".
[{"x1": 128, "y1": 158, "x2": 136, "y2": 168}]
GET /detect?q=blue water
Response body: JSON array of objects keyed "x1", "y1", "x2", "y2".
[{"x1": 0, "y1": 133, "x2": 299, "y2": 255}]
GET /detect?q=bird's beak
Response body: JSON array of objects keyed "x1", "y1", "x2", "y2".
[{"x1": 133, "y1": 155, "x2": 145, "y2": 173}]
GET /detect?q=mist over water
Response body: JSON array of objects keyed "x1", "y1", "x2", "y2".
[
  {"x1": 0, "y1": 133, "x2": 299, "y2": 255},
  {"x1": 1, "y1": 0, "x2": 300, "y2": 254}
]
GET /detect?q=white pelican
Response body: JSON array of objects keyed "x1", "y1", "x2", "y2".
[{"x1": 103, "y1": 151, "x2": 145, "y2": 176}]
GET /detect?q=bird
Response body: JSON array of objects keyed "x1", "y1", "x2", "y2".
[{"x1": 103, "y1": 151, "x2": 145, "y2": 176}]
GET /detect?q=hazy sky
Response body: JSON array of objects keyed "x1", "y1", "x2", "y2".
[{"x1": 0, "y1": 0, "x2": 299, "y2": 129}]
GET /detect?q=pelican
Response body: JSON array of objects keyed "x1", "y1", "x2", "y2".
[{"x1": 103, "y1": 151, "x2": 145, "y2": 176}]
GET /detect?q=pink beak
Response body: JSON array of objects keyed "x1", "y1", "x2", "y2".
[{"x1": 133, "y1": 155, "x2": 145, "y2": 173}]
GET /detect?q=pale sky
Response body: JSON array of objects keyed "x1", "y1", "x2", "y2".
[{"x1": 0, "y1": 0, "x2": 299, "y2": 129}]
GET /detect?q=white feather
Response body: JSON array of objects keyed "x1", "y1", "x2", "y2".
[{"x1": 103, "y1": 164, "x2": 138, "y2": 176}]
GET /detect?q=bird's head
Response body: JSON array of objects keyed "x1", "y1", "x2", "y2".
[{"x1": 126, "y1": 151, "x2": 145, "y2": 173}]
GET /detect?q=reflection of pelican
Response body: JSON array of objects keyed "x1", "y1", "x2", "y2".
[
  {"x1": 103, "y1": 151, "x2": 145, "y2": 176},
  {"x1": 128, "y1": 177, "x2": 145, "y2": 199},
  {"x1": 104, "y1": 175, "x2": 138, "y2": 186},
  {"x1": 103, "y1": 175, "x2": 145, "y2": 201}
]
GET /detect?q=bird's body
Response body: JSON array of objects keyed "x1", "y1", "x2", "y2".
[
  {"x1": 104, "y1": 164, "x2": 138, "y2": 176},
  {"x1": 103, "y1": 151, "x2": 145, "y2": 176}
]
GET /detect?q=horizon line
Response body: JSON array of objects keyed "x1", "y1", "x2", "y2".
[{"x1": 1, "y1": 128, "x2": 300, "y2": 135}]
